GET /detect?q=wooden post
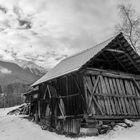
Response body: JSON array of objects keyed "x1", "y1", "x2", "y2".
[{"x1": 38, "y1": 100, "x2": 41, "y2": 119}]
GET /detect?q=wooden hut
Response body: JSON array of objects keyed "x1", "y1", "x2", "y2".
[{"x1": 27, "y1": 33, "x2": 140, "y2": 134}]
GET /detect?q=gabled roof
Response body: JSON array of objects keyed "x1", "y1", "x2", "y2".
[{"x1": 32, "y1": 33, "x2": 140, "y2": 86}]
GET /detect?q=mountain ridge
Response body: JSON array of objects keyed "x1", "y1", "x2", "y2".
[{"x1": 0, "y1": 60, "x2": 45, "y2": 85}]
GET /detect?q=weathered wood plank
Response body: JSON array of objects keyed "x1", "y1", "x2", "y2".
[
  {"x1": 93, "y1": 76, "x2": 105, "y2": 114},
  {"x1": 85, "y1": 68, "x2": 140, "y2": 80},
  {"x1": 87, "y1": 75, "x2": 100, "y2": 108},
  {"x1": 47, "y1": 85, "x2": 52, "y2": 98},
  {"x1": 90, "y1": 75, "x2": 96, "y2": 115},
  {"x1": 83, "y1": 77, "x2": 89, "y2": 112},
  {"x1": 125, "y1": 80, "x2": 136, "y2": 115},
  {"x1": 129, "y1": 80, "x2": 139, "y2": 114},
  {"x1": 115, "y1": 79, "x2": 127, "y2": 115},
  {"x1": 100, "y1": 75, "x2": 113, "y2": 115},
  {"x1": 119, "y1": 79, "x2": 129, "y2": 115},
  {"x1": 84, "y1": 77, "x2": 104, "y2": 115},
  {"x1": 104, "y1": 77, "x2": 116, "y2": 115},
  {"x1": 58, "y1": 99, "x2": 65, "y2": 118},
  {"x1": 132, "y1": 79, "x2": 140, "y2": 113},
  {"x1": 110, "y1": 78, "x2": 122, "y2": 115},
  {"x1": 126, "y1": 80, "x2": 138, "y2": 115},
  {"x1": 38, "y1": 101, "x2": 41, "y2": 119},
  {"x1": 124, "y1": 80, "x2": 135, "y2": 115},
  {"x1": 87, "y1": 76, "x2": 96, "y2": 114},
  {"x1": 119, "y1": 79, "x2": 130, "y2": 115},
  {"x1": 109, "y1": 78, "x2": 120, "y2": 115},
  {"x1": 85, "y1": 83, "x2": 104, "y2": 115},
  {"x1": 97, "y1": 78, "x2": 107, "y2": 114}
]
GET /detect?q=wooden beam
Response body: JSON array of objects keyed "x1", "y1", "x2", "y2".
[
  {"x1": 57, "y1": 93, "x2": 79, "y2": 98},
  {"x1": 56, "y1": 114, "x2": 140, "y2": 120},
  {"x1": 89, "y1": 115, "x2": 140, "y2": 120},
  {"x1": 108, "y1": 50, "x2": 128, "y2": 72},
  {"x1": 65, "y1": 76, "x2": 68, "y2": 96},
  {"x1": 104, "y1": 47, "x2": 140, "y2": 73},
  {"x1": 84, "y1": 76, "x2": 104, "y2": 115},
  {"x1": 47, "y1": 85, "x2": 52, "y2": 98},
  {"x1": 88, "y1": 92, "x2": 140, "y2": 99},
  {"x1": 84, "y1": 68, "x2": 140, "y2": 80},
  {"x1": 124, "y1": 53, "x2": 140, "y2": 73},
  {"x1": 104, "y1": 49, "x2": 125, "y2": 54},
  {"x1": 58, "y1": 101, "x2": 65, "y2": 119},
  {"x1": 116, "y1": 39, "x2": 140, "y2": 73},
  {"x1": 43, "y1": 86, "x2": 48, "y2": 99},
  {"x1": 132, "y1": 79, "x2": 140, "y2": 94}
]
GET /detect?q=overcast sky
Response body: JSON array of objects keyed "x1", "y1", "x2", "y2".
[{"x1": 0, "y1": 0, "x2": 139, "y2": 68}]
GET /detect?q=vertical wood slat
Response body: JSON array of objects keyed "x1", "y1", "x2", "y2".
[
  {"x1": 122, "y1": 79, "x2": 132, "y2": 114},
  {"x1": 100, "y1": 75, "x2": 112, "y2": 115},
  {"x1": 38, "y1": 100, "x2": 41, "y2": 119},
  {"x1": 63, "y1": 119, "x2": 80, "y2": 134},
  {"x1": 104, "y1": 77, "x2": 116, "y2": 115},
  {"x1": 96, "y1": 77, "x2": 107, "y2": 114},
  {"x1": 115, "y1": 79, "x2": 127, "y2": 115},
  {"x1": 84, "y1": 71, "x2": 140, "y2": 117},
  {"x1": 88, "y1": 75, "x2": 103, "y2": 114},
  {"x1": 132, "y1": 79, "x2": 140, "y2": 113},
  {"x1": 124, "y1": 80, "x2": 134, "y2": 115},
  {"x1": 109, "y1": 78, "x2": 120, "y2": 115},
  {"x1": 93, "y1": 77, "x2": 103, "y2": 114},
  {"x1": 117, "y1": 79, "x2": 126, "y2": 115},
  {"x1": 84, "y1": 75, "x2": 104, "y2": 115},
  {"x1": 83, "y1": 76, "x2": 89, "y2": 113},
  {"x1": 119, "y1": 79, "x2": 129, "y2": 115},
  {"x1": 132, "y1": 80, "x2": 140, "y2": 114},
  {"x1": 89, "y1": 76, "x2": 96, "y2": 115},
  {"x1": 118, "y1": 79, "x2": 129, "y2": 115},
  {"x1": 126, "y1": 80, "x2": 138, "y2": 115},
  {"x1": 109, "y1": 78, "x2": 121, "y2": 114},
  {"x1": 87, "y1": 75, "x2": 100, "y2": 108},
  {"x1": 129, "y1": 81, "x2": 140, "y2": 114}
]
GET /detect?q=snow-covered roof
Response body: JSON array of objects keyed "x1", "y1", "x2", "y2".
[{"x1": 32, "y1": 34, "x2": 116, "y2": 87}]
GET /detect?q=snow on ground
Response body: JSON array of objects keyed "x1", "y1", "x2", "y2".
[{"x1": 0, "y1": 106, "x2": 140, "y2": 140}]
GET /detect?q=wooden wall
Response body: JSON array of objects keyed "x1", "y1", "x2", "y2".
[
  {"x1": 83, "y1": 68, "x2": 140, "y2": 119},
  {"x1": 44, "y1": 74, "x2": 85, "y2": 118},
  {"x1": 29, "y1": 68, "x2": 140, "y2": 134},
  {"x1": 35, "y1": 73, "x2": 85, "y2": 133}
]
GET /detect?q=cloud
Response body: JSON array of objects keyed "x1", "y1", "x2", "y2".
[
  {"x1": 0, "y1": 66, "x2": 12, "y2": 74},
  {"x1": 0, "y1": 0, "x2": 138, "y2": 69}
]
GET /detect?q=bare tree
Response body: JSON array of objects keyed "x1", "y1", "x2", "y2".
[{"x1": 115, "y1": 3, "x2": 140, "y2": 51}]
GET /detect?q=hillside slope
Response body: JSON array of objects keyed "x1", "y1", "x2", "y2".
[
  {"x1": 0, "y1": 60, "x2": 46, "y2": 107},
  {"x1": 0, "y1": 60, "x2": 41, "y2": 85}
]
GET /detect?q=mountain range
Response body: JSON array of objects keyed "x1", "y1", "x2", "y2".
[
  {"x1": 0, "y1": 3, "x2": 51, "y2": 107},
  {"x1": 0, "y1": 60, "x2": 46, "y2": 86},
  {"x1": 0, "y1": 59, "x2": 47, "y2": 107}
]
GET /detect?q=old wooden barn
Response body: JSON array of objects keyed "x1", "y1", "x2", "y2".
[{"x1": 25, "y1": 33, "x2": 140, "y2": 134}]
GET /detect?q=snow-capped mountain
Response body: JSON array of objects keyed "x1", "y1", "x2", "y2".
[
  {"x1": 16, "y1": 60, "x2": 47, "y2": 76},
  {"x1": 0, "y1": 60, "x2": 41, "y2": 85},
  {"x1": 0, "y1": 60, "x2": 44, "y2": 108}
]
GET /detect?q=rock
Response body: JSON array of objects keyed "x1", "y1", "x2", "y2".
[
  {"x1": 80, "y1": 127, "x2": 99, "y2": 136},
  {"x1": 124, "y1": 119, "x2": 133, "y2": 127}
]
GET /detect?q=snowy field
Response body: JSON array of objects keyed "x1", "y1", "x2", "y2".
[{"x1": 0, "y1": 106, "x2": 140, "y2": 140}]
